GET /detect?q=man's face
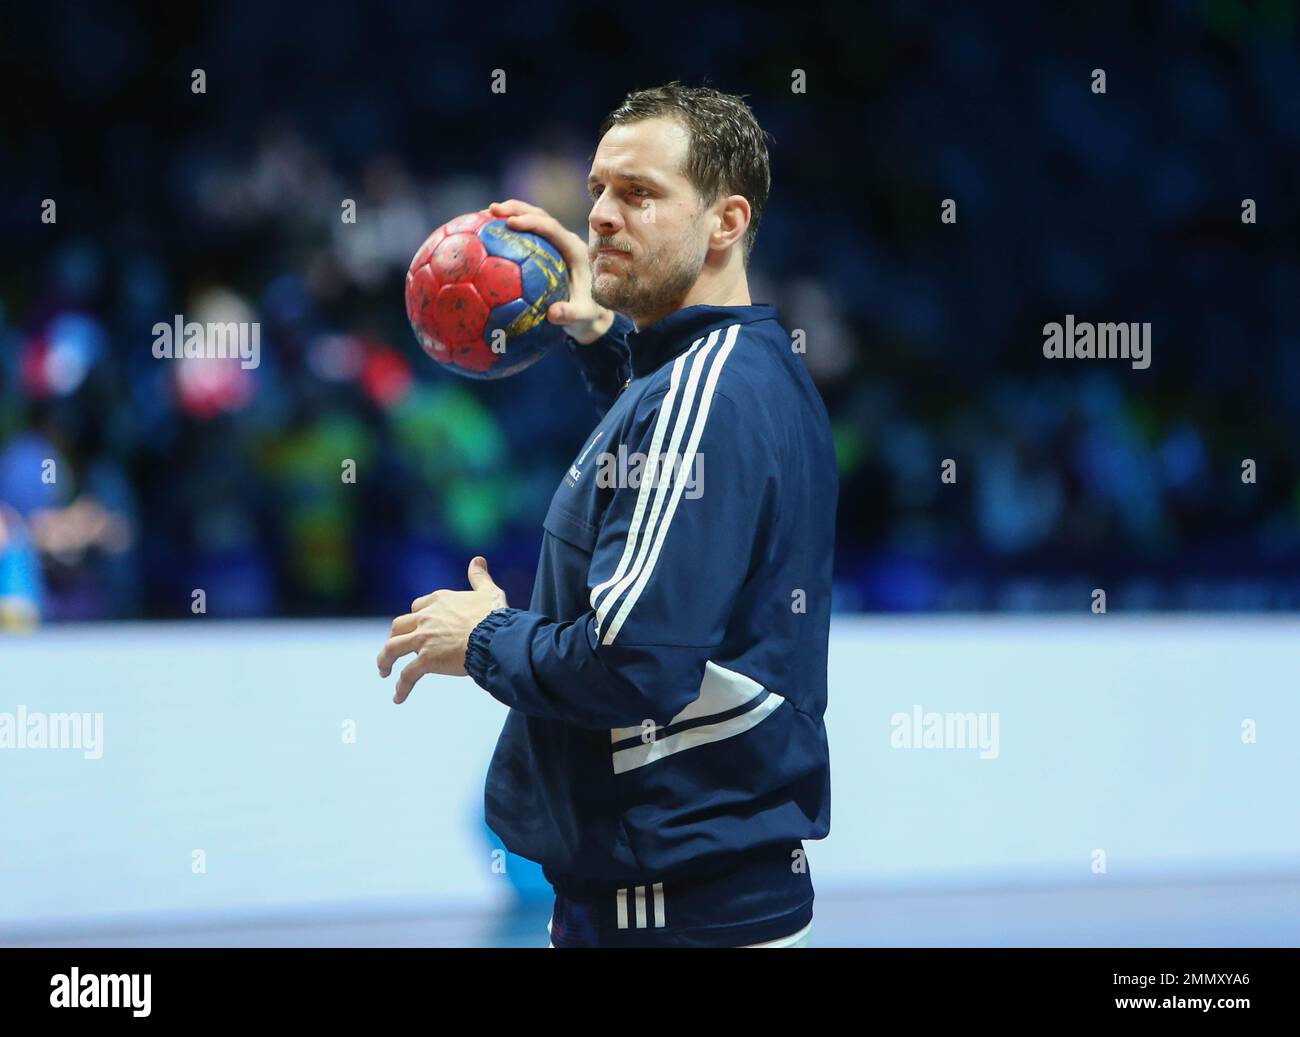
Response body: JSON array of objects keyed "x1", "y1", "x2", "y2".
[{"x1": 585, "y1": 116, "x2": 711, "y2": 326}]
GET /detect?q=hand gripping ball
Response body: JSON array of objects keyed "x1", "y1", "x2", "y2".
[{"x1": 404, "y1": 209, "x2": 571, "y2": 379}]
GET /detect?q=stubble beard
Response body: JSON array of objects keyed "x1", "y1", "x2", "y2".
[{"x1": 590, "y1": 234, "x2": 707, "y2": 328}]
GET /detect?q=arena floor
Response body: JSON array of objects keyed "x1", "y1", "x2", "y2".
[{"x1": 8, "y1": 876, "x2": 1297, "y2": 948}]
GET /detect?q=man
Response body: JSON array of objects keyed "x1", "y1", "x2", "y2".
[{"x1": 377, "y1": 82, "x2": 837, "y2": 948}]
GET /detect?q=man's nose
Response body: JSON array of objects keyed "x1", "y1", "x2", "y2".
[{"x1": 589, "y1": 194, "x2": 624, "y2": 236}]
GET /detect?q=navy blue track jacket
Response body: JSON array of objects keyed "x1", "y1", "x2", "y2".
[{"x1": 465, "y1": 302, "x2": 837, "y2": 947}]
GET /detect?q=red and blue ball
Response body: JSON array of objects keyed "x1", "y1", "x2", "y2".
[{"x1": 404, "y1": 209, "x2": 570, "y2": 379}]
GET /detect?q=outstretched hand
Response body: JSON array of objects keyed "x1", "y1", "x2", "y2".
[{"x1": 377, "y1": 556, "x2": 508, "y2": 703}]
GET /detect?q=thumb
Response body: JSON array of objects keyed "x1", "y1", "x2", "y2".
[{"x1": 467, "y1": 555, "x2": 497, "y2": 592}]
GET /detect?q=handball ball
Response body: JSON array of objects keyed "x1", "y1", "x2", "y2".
[{"x1": 404, "y1": 209, "x2": 571, "y2": 379}]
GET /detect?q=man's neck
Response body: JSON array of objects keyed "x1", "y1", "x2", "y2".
[{"x1": 630, "y1": 272, "x2": 752, "y2": 332}]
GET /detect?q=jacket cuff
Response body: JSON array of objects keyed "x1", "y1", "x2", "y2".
[{"x1": 465, "y1": 606, "x2": 520, "y2": 688}]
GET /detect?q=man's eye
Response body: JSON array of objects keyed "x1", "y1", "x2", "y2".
[
  {"x1": 589, "y1": 185, "x2": 603, "y2": 200},
  {"x1": 630, "y1": 187, "x2": 650, "y2": 197}
]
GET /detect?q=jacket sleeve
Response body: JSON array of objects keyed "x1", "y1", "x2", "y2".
[
  {"x1": 565, "y1": 313, "x2": 633, "y2": 417},
  {"x1": 465, "y1": 382, "x2": 775, "y2": 730}
]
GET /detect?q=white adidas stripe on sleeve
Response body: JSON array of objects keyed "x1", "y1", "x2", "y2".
[
  {"x1": 591, "y1": 330, "x2": 719, "y2": 634},
  {"x1": 601, "y1": 322, "x2": 741, "y2": 646}
]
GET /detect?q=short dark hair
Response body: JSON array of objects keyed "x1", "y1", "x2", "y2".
[{"x1": 597, "y1": 81, "x2": 772, "y2": 264}]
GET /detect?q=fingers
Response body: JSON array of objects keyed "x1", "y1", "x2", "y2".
[
  {"x1": 549, "y1": 301, "x2": 615, "y2": 345},
  {"x1": 384, "y1": 564, "x2": 495, "y2": 697},
  {"x1": 490, "y1": 206, "x2": 587, "y2": 271},
  {"x1": 377, "y1": 613, "x2": 418, "y2": 676},
  {"x1": 377, "y1": 631, "x2": 422, "y2": 678},
  {"x1": 467, "y1": 555, "x2": 495, "y2": 592},
  {"x1": 467, "y1": 555, "x2": 508, "y2": 609},
  {"x1": 547, "y1": 301, "x2": 585, "y2": 326},
  {"x1": 487, "y1": 200, "x2": 599, "y2": 335},
  {"x1": 502, "y1": 210, "x2": 578, "y2": 253},
  {"x1": 394, "y1": 655, "x2": 432, "y2": 704},
  {"x1": 488, "y1": 198, "x2": 545, "y2": 219},
  {"x1": 410, "y1": 589, "x2": 443, "y2": 612}
]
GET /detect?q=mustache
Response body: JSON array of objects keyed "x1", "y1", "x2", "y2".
[{"x1": 591, "y1": 238, "x2": 634, "y2": 257}]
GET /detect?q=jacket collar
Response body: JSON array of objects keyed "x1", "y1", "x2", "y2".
[{"x1": 627, "y1": 303, "x2": 778, "y2": 379}]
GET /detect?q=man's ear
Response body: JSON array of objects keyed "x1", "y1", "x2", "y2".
[{"x1": 711, "y1": 194, "x2": 751, "y2": 253}]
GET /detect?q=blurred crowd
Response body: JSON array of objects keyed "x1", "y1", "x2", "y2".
[{"x1": 2, "y1": 2, "x2": 1299, "y2": 623}]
